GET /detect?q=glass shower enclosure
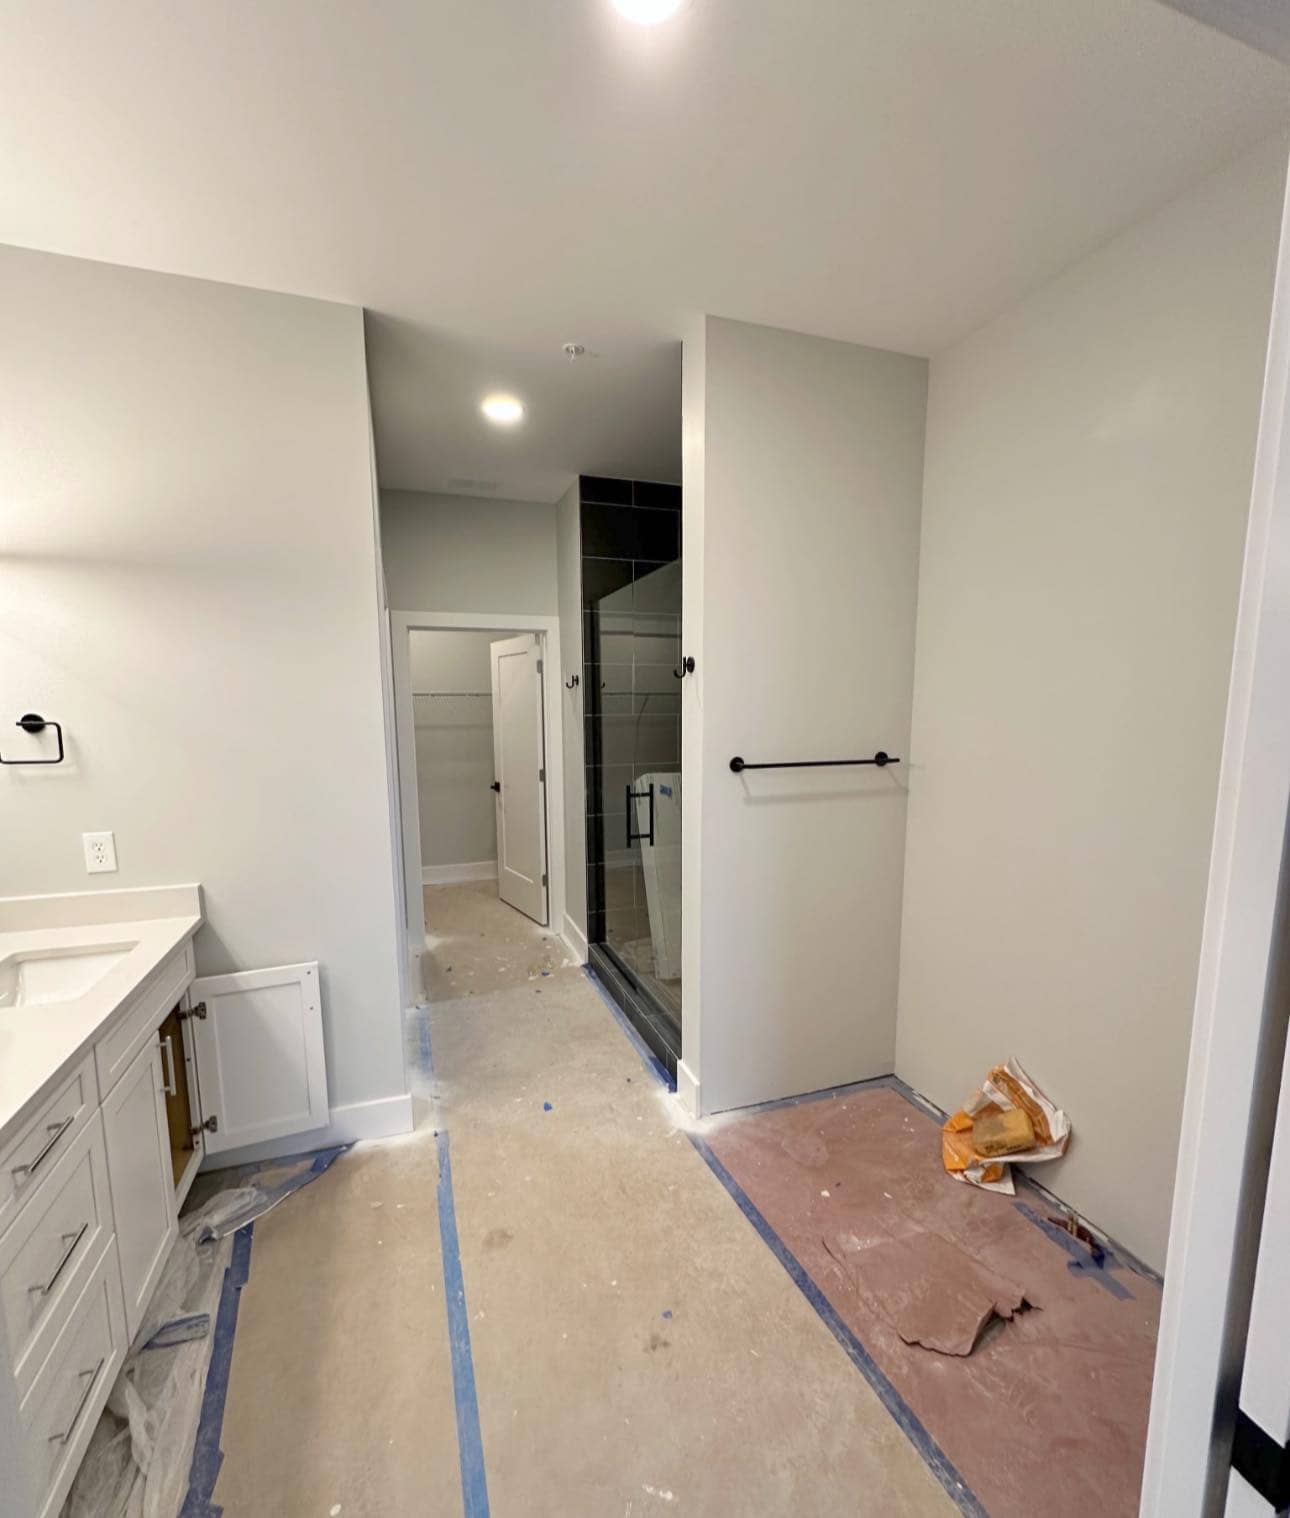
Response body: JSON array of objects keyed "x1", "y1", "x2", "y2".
[{"x1": 581, "y1": 476, "x2": 683, "y2": 1071}]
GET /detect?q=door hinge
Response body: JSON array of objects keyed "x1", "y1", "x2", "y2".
[
  {"x1": 538, "y1": 766, "x2": 545, "y2": 782},
  {"x1": 536, "y1": 658, "x2": 544, "y2": 675},
  {"x1": 177, "y1": 1001, "x2": 208, "y2": 1022},
  {"x1": 542, "y1": 872, "x2": 548, "y2": 887},
  {"x1": 1233, "y1": 1410, "x2": 1290, "y2": 1511},
  {"x1": 190, "y1": 1115, "x2": 218, "y2": 1138}
]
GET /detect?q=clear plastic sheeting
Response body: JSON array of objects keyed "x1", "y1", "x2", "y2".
[
  {"x1": 63, "y1": 1148, "x2": 347, "y2": 1518},
  {"x1": 62, "y1": 1198, "x2": 231, "y2": 1518}
]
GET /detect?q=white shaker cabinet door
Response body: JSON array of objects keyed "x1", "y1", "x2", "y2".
[
  {"x1": 188, "y1": 962, "x2": 328, "y2": 1157},
  {"x1": 101, "y1": 1038, "x2": 177, "y2": 1342}
]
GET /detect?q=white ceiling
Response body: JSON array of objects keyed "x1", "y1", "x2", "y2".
[{"x1": 2, "y1": 1, "x2": 1287, "y2": 503}]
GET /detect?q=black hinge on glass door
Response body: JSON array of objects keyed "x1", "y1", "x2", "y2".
[
  {"x1": 626, "y1": 782, "x2": 655, "y2": 848},
  {"x1": 1233, "y1": 1411, "x2": 1290, "y2": 1512}
]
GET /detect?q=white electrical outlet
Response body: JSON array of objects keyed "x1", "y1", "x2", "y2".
[{"x1": 83, "y1": 831, "x2": 118, "y2": 874}]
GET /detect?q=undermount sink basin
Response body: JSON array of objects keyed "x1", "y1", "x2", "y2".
[{"x1": 0, "y1": 944, "x2": 136, "y2": 1009}]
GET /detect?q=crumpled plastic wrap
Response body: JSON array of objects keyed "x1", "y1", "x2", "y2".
[
  {"x1": 941, "y1": 1058, "x2": 1071, "y2": 1193},
  {"x1": 62, "y1": 1196, "x2": 233, "y2": 1518}
]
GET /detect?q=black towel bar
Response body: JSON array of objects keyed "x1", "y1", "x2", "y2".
[{"x1": 729, "y1": 751, "x2": 898, "y2": 773}]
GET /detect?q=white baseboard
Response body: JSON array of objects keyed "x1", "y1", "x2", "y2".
[
  {"x1": 201, "y1": 1091, "x2": 416, "y2": 1170},
  {"x1": 422, "y1": 860, "x2": 498, "y2": 886},
  {"x1": 562, "y1": 914, "x2": 588, "y2": 965},
  {"x1": 676, "y1": 1059, "x2": 700, "y2": 1118}
]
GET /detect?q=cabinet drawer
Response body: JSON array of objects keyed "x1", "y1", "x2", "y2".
[
  {"x1": 0, "y1": 1055, "x2": 97, "y2": 1239},
  {"x1": 19, "y1": 1244, "x2": 125, "y2": 1518},
  {"x1": 95, "y1": 940, "x2": 195, "y2": 1098},
  {"x1": 0, "y1": 1112, "x2": 112, "y2": 1399}
]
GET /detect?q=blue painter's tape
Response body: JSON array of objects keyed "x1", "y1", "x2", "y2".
[
  {"x1": 412, "y1": 1004, "x2": 434, "y2": 1079},
  {"x1": 587, "y1": 969, "x2": 981, "y2": 1511},
  {"x1": 582, "y1": 967, "x2": 674, "y2": 1091},
  {"x1": 1013, "y1": 1202, "x2": 1133, "y2": 1300},
  {"x1": 181, "y1": 1225, "x2": 255, "y2": 1518},
  {"x1": 688, "y1": 1135, "x2": 990, "y2": 1518},
  {"x1": 436, "y1": 1129, "x2": 491, "y2": 1518},
  {"x1": 734, "y1": 1072, "x2": 1160, "y2": 1287}
]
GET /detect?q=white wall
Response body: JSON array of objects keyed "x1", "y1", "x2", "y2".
[
  {"x1": 685, "y1": 316, "x2": 928, "y2": 1114},
  {"x1": 896, "y1": 138, "x2": 1286, "y2": 1271},
  {"x1": 409, "y1": 631, "x2": 497, "y2": 871},
  {"x1": 555, "y1": 481, "x2": 587, "y2": 947},
  {"x1": 0, "y1": 245, "x2": 407, "y2": 1127},
  {"x1": 380, "y1": 489, "x2": 558, "y2": 614}
]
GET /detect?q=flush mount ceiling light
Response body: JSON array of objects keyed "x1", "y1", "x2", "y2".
[
  {"x1": 481, "y1": 394, "x2": 524, "y2": 425},
  {"x1": 612, "y1": 0, "x2": 688, "y2": 24}
]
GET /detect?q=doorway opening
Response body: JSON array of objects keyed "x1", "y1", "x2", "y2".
[{"x1": 390, "y1": 611, "x2": 572, "y2": 1006}]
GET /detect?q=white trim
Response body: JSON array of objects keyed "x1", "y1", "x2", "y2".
[
  {"x1": 562, "y1": 913, "x2": 588, "y2": 965},
  {"x1": 199, "y1": 1091, "x2": 415, "y2": 1169},
  {"x1": 422, "y1": 860, "x2": 497, "y2": 886},
  {"x1": 1142, "y1": 146, "x2": 1290, "y2": 1516},
  {"x1": 391, "y1": 610, "x2": 567, "y2": 1006},
  {"x1": 676, "y1": 1059, "x2": 701, "y2": 1119}
]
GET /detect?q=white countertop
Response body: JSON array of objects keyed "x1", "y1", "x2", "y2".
[{"x1": 0, "y1": 885, "x2": 203, "y2": 1139}]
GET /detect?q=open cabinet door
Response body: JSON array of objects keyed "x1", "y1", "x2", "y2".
[
  {"x1": 490, "y1": 633, "x2": 549, "y2": 925},
  {"x1": 186, "y1": 962, "x2": 329, "y2": 1156}
]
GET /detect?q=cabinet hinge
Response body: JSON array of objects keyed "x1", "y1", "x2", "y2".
[
  {"x1": 190, "y1": 1115, "x2": 218, "y2": 1138},
  {"x1": 177, "y1": 1001, "x2": 208, "y2": 1021}
]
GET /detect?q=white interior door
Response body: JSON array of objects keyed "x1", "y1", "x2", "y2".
[
  {"x1": 187, "y1": 962, "x2": 329, "y2": 1156},
  {"x1": 490, "y1": 634, "x2": 549, "y2": 925}
]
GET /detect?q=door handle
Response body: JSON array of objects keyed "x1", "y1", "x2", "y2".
[
  {"x1": 29, "y1": 1223, "x2": 88, "y2": 1297},
  {"x1": 160, "y1": 1035, "x2": 178, "y2": 1097},
  {"x1": 490, "y1": 781, "x2": 501, "y2": 792},
  {"x1": 626, "y1": 783, "x2": 656, "y2": 849},
  {"x1": 48, "y1": 1358, "x2": 104, "y2": 1445},
  {"x1": 11, "y1": 1116, "x2": 74, "y2": 1179}
]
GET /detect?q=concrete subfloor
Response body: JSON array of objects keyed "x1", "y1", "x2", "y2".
[{"x1": 210, "y1": 882, "x2": 958, "y2": 1516}]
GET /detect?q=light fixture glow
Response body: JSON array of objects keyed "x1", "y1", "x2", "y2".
[
  {"x1": 612, "y1": 0, "x2": 687, "y2": 24},
  {"x1": 481, "y1": 394, "x2": 525, "y2": 426}
]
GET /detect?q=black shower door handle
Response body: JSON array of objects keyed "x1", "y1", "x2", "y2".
[{"x1": 626, "y1": 783, "x2": 655, "y2": 848}]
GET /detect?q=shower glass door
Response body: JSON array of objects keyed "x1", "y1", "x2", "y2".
[{"x1": 582, "y1": 477, "x2": 682, "y2": 1067}]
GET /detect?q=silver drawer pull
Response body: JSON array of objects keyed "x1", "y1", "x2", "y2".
[
  {"x1": 10, "y1": 1116, "x2": 74, "y2": 1180},
  {"x1": 160, "y1": 1034, "x2": 178, "y2": 1097},
  {"x1": 29, "y1": 1222, "x2": 88, "y2": 1298},
  {"x1": 47, "y1": 1357, "x2": 104, "y2": 1445}
]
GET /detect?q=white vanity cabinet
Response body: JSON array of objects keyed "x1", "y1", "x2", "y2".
[
  {"x1": 97, "y1": 953, "x2": 330, "y2": 1341},
  {"x1": 0, "y1": 908, "x2": 330, "y2": 1518},
  {"x1": 101, "y1": 1040, "x2": 177, "y2": 1342}
]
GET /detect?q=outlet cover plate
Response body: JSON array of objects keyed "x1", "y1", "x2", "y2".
[{"x1": 83, "y1": 831, "x2": 118, "y2": 874}]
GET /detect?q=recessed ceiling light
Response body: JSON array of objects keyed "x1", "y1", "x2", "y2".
[
  {"x1": 481, "y1": 394, "x2": 524, "y2": 425},
  {"x1": 612, "y1": 0, "x2": 688, "y2": 24}
]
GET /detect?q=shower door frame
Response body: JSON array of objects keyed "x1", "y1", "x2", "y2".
[{"x1": 583, "y1": 609, "x2": 684, "y2": 1079}]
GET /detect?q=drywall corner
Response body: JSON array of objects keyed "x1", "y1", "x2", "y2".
[
  {"x1": 680, "y1": 318, "x2": 707, "y2": 1091},
  {"x1": 556, "y1": 479, "x2": 587, "y2": 941}
]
